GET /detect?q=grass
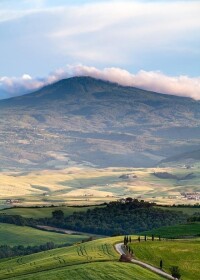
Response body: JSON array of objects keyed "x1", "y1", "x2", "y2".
[
  {"x1": 130, "y1": 239, "x2": 200, "y2": 280},
  {"x1": 0, "y1": 237, "x2": 164, "y2": 280},
  {"x1": 160, "y1": 206, "x2": 200, "y2": 216},
  {"x1": 143, "y1": 222, "x2": 200, "y2": 238},
  {"x1": 9, "y1": 262, "x2": 165, "y2": 280},
  {"x1": 0, "y1": 223, "x2": 88, "y2": 246},
  {"x1": 1, "y1": 205, "x2": 102, "y2": 219}
]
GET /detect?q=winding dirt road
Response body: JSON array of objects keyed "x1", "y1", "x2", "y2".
[{"x1": 115, "y1": 243, "x2": 177, "y2": 280}]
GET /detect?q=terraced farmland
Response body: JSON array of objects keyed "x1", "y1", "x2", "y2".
[
  {"x1": 130, "y1": 239, "x2": 200, "y2": 280},
  {"x1": 0, "y1": 237, "x2": 164, "y2": 280},
  {"x1": 0, "y1": 223, "x2": 88, "y2": 246}
]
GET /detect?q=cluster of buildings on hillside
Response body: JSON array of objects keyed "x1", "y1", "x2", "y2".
[
  {"x1": 167, "y1": 192, "x2": 200, "y2": 201},
  {"x1": 5, "y1": 199, "x2": 21, "y2": 204},
  {"x1": 180, "y1": 192, "x2": 200, "y2": 201}
]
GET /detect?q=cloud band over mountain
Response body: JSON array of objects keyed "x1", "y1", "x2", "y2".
[{"x1": 0, "y1": 65, "x2": 200, "y2": 100}]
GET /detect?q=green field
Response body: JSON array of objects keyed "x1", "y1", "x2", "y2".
[
  {"x1": 1, "y1": 205, "x2": 102, "y2": 219},
  {"x1": 130, "y1": 239, "x2": 200, "y2": 280},
  {"x1": 143, "y1": 222, "x2": 200, "y2": 238},
  {"x1": 0, "y1": 223, "x2": 88, "y2": 246},
  {"x1": 2, "y1": 205, "x2": 199, "y2": 220},
  {"x1": 8, "y1": 261, "x2": 165, "y2": 280},
  {"x1": 157, "y1": 206, "x2": 200, "y2": 216},
  {"x1": 0, "y1": 237, "x2": 164, "y2": 280}
]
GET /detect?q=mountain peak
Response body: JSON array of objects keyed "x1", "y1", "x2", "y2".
[
  {"x1": 0, "y1": 74, "x2": 200, "y2": 170},
  {"x1": 45, "y1": 75, "x2": 119, "y2": 92}
]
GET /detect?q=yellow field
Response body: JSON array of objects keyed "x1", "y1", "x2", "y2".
[{"x1": 0, "y1": 166, "x2": 199, "y2": 207}]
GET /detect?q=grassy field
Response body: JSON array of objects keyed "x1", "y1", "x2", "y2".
[
  {"x1": 0, "y1": 166, "x2": 200, "y2": 207},
  {"x1": 156, "y1": 206, "x2": 200, "y2": 216},
  {"x1": 0, "y1": 234, "x2": 199, "y2": 279},
  {"x1": 2, "y1": 204, "x2": 200, "y2": 220},
  {"x1": 143, "y1": 222, "x2": 200, "y2": 238},
  {"x1": 0, "y1": 223, "x2": 88, "y2": 246},
  {"x1": 8, "y1": 261, "x2": 165, "y2": 280},
  {"x1": 1, "y1": 205, "x2": 102, "y2": 219},
  {"x1": 130, "y1": 239, "x2": 200, "y2": 280},
  {"x1": 0, "y1": 237, "x2": 165, "y2": 280}
]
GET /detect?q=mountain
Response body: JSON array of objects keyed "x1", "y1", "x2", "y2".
[
  {"x1": 160, "y1": 149, "x2": 200, "y2": 166},
  {"x1": 0, "y1": 76, "x2": 200, "y2": 171}
]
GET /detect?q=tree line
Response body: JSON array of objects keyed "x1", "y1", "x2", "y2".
[
  {"x1": 0, "y1": 242, "x2": 58, "y2": 259},
  {"x1": 44, "y1": 199, "x2": 187, "y2": 235},
  {"x1": 0, "y1": 199, "x2": 187, "y2": 236}
]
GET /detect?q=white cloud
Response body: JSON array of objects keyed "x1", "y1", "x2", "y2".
[
  {"x1": 0, "y1": 0, "x2": 199, "y2": 73},
  {"x1": 1, "y1": 65, "x2": 200, "y2": 100},
  {"x1": 46, "y1": 1, "x2": 200, "y2": 64}
]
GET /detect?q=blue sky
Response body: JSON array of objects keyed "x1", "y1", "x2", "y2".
[{"x1": 0, "y1": 0, "x2": 200, "y2": 99}]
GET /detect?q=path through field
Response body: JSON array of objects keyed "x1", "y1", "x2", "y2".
[{"x1": 115, "y1": 243, "x2": 177, "y2": 280}]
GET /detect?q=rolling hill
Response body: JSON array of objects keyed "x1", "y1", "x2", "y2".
[
  {"x1": 0, "y1": 223, "x2": 88, "y2": 246},
  {"x1": 0, "y1": 236, "x2": 166, "y2": 280},
  {"x1": 130, "y1": 239, "x2": 200, "y2": 280},
  {"x1": 0, "y1": 234, "x2": 199, "y2": 280},
  {"x1": 143, "y1": 222, "x2": 200, "y2": 238},
  {"x1": 0, "y1": 76, "x2": 200, "y2": 171}
]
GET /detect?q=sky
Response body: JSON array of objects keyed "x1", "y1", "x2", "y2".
[{"x1": 0, "y1": 0, "x2": 200, "y2": 99}]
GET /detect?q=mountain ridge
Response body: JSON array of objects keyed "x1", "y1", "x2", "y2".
[
  {"x1": 1, "y1": 76, "x2": 197, "y2": 103},
  {"x1": 0, "y1": 76, "x2": 200, "y2": 170},
  {"x1": 160, "y1": 148, "x2": 200, "y2": 165}
]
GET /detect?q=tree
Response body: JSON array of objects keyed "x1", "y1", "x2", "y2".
[
  {"x1": 144, "y1": 235, "x2": 147, "y2": 241},
  {"x1": 129, "y1": 236, "x2": 132, "y2": 243},
  {"x1": 138, "y1": 236, "x2": 141, "y2": 242},
  {"x1": 52, "y1": 210, "x2": 64, "y2": 220},
  {"x1": 170, "y1": 266, "x2": 181, "y2": 279},
  {"x1": 159, "y1": 235, "x2": 161, "y2": 241},
  {"x1": 152, "y1": 234, "x2": 154, "y2": 241},
  {"x1": 160, "y1": 259, "x2": 163, "y2": 269},
  {"x1": 125, "y1": 197, "x2": 133, "y2": 203}
]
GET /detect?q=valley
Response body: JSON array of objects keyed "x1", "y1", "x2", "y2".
[
  {"x1": 0, "y1": 166, "x2": 200, "y2": 208},
  {"x1": 1, "y1": 0, "x2": 199, "y2": 278},
  {"x1": 0, "y1": 77, "x2": 199, "y2": 279}
]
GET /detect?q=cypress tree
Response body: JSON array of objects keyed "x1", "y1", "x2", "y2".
[
  {"x1": 124, "y1": 236, "x2": 126, "y2": 245},
  {"x1": 160, "y1": 259, "x2": 163, "y2": 269}
]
